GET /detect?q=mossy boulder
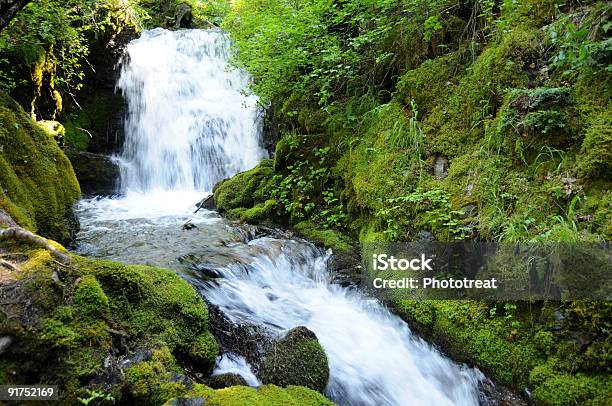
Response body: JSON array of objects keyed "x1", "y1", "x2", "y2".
[
  {"x1": 0, "y1": 242, "x2": 218, "y2": 404},
  {"x1": 214, "y1": 159, "x2": 275, "y2": 213},
  {"x1": 124, "y1": 346, "x2": 188, "y2": 404},
  {"x1": 189, "y1": 331, "x2": 219, "y2": 373},
  {"x1": 260, "y1": 327, "x2": 330, "y2": 393},
  {"x1": 0, "y1": 92, "x2": 80, "y2": 243}
]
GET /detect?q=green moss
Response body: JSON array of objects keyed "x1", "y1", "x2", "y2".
[
  {"x1": 125, "y1": 346, "x2": 187, "y2": 404},
  {"x1": 293, "y1": 221, "x2": 353, "y2": 252},
  {"x1": 165, "y1": 384, "x2": 335, "y2": 406},
  {"x1": 190, "y1": 332, "x2": 219, "y2": 371},
  {"x1": 229, "y1": 199, "x2": 279, "y2": 224},
  {"x1": 74, "y1": 275, "x2": 109, "y2": 320},
  {"x1": 214, "y1": 159, "x2": 275, "y2": 212},
  {"x1": 534, "y1": 331, "x2": 555, "y2": 356},
  {"x1": 0, "y1": 92, "x2": 80, "y2": 243},
  {"x1": 576, "y1": 112, "x2": 612, "y2": 181},
  {"x1": 530, "y1": 362, "x2": 611, "y2": 406},
  {"x1": 261, "y1": 327, "x2": 330, "y2": 393},
  {"x1": 0, "y1": 247, "x2": 218, "y2": 404},
  {"x1": 494, "y1": 87, "x2": 577, "y2": 164}
]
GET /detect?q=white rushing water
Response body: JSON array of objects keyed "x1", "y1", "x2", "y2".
[
  {"x1": 116, "y1": 28, "x2": 266, "y2": 193},
  {"x1": 201, "y1": 238, "x2": 484, "y2": 406},
  {"x1": 75, "y1": 28, "x2": 485, "y2": 406}
]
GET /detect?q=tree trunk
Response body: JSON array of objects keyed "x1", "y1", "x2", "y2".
[{"x1": 0, "y1": 0, "x2": 32, "y2": 32}]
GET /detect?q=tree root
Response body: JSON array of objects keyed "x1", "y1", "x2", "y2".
[
  {"x1": 0, "y1": 227, "x2": 70, "y2": 264},
  {"x1": 0, "y1": 259, "x2": 19, "y2": 272}
]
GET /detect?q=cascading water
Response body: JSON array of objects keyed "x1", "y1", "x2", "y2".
[
  {"x1": 75, "y1": 28, "x2": 487, "y2": 406},
  {"x1": 116, "y1": 28, "x2": 266, "y2": 193}
]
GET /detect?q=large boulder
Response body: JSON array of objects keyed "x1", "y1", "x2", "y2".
[
  {"x1": 64, "y1": 148, "x2": 119, "y2": 196},
  {"x1": 0, "y1": 92, "x2": 80, "y2": 244},
  {"x1": 259, "y1": 327, "x2": 330, "y2": 393}
]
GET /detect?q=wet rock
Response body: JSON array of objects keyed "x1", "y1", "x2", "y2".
[
  {"x1": 195, "y1": 195, "x2": 216, "y2": 211},
  {"x1": 193, "y1": 264, "x2": 223, "y2": 279},
  {"x1": 416, "y1": 230, "x2": 435, "y2": 242},
  {"x1": 175, "y1": 3, "x2": 193, "y2": 28},
  {"x1": 64, "y1": 148, "x2": 119, "y2": 196},
  {"x1": 182, "y1": 221, "x2": 198, "y2": 231},
  {"x1": 478, "y1": 377, "x2": 528, "y2": 406},
  {"x1": 208, "y1": 373, "x2": 248, "y2": 389},
  {"x1": 259, "y1": 326, "x2": 330, "y2": 393},
  {"x1": 329, "y1": 248, "x2": 361, "y2": 287},
  {"x1": 207, "y1": 304, "x2": 268, "y2": 366},
  {"x1": 434, "y1": 156, "x2": 449, "y2": 179}
]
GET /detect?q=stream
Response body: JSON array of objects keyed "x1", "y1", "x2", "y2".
[{"x1": 74, "y1": 28, "x2": 487, "y2": 406}]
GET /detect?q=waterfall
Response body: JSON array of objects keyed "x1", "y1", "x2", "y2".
[
  {"x1": 116, "y1": 28, "x2": 266, "y2": 193},
  {"x1": 75, "y1": 28, "x2": 486, "y2": 406}
]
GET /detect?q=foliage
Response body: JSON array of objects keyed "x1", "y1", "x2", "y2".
[
  {"x1": 219, "y1": 1, "x2": 611, "y2": 404},
  {"x1": 546, "y1": 4, "x2": 612, "y2": 79},
  {"x1": 0, "y1": 0, "x2": 140, "y2": 107},
  {"x1": 270, "y1": 145, "x2": 347, "y2": 230}
]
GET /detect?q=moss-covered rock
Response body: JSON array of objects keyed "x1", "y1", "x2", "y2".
[
  {"x1": 260, "y1": 327, "x2": 330, "y2": 393},
  {"x1": 0, "y1": 241, "x2": 218, "y2": 404},
  {"x1": 124, "y1": 346, "x2": 187, "y2": 404},
  {"x1": 189, "y1": 331, "x2": 219, "y2": 373},
  {"x1": 0, "y1": 92, "x2": 80, "y2": 243},
  {"x1": 293, "y1": 221, "x2": 354, "y2": 253},
  {"x1": 208, "y1": 373, "x2": 248, "y2": 389},
  {"x1": 165, "y1": 384, "x2": 335, "y2": 406},
  {"x1": 214, "y1": 159, "x2": 275, "y2": 213}
]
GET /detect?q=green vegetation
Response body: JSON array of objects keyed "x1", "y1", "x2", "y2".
[
  {"x1": 0, "y1": 0, "x2": 610, "y2": 404},
  {"x1": 0, "y1": 240, "x2": 217, "y2": 404},
  {"x1": 164, "y1": 384, "x2": 335, "y2": 406},
  {"x1": 215, "y1": 0, "x2": 611, "y2": 404},
  {"x1": 0, "y1": 91, "x2": 80, "y2": 242}
]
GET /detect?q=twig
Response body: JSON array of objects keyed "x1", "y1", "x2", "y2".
[
  {"x1": 194, "y1": 195, "x2": 214, "y2": 214},
  {"x1": 0, "y1": 259, "x2": 19, "y2": 273}
]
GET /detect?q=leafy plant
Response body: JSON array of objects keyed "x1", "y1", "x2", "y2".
[{"x1": 78, "y1": 389, "x2": 114, "y2": 405}]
